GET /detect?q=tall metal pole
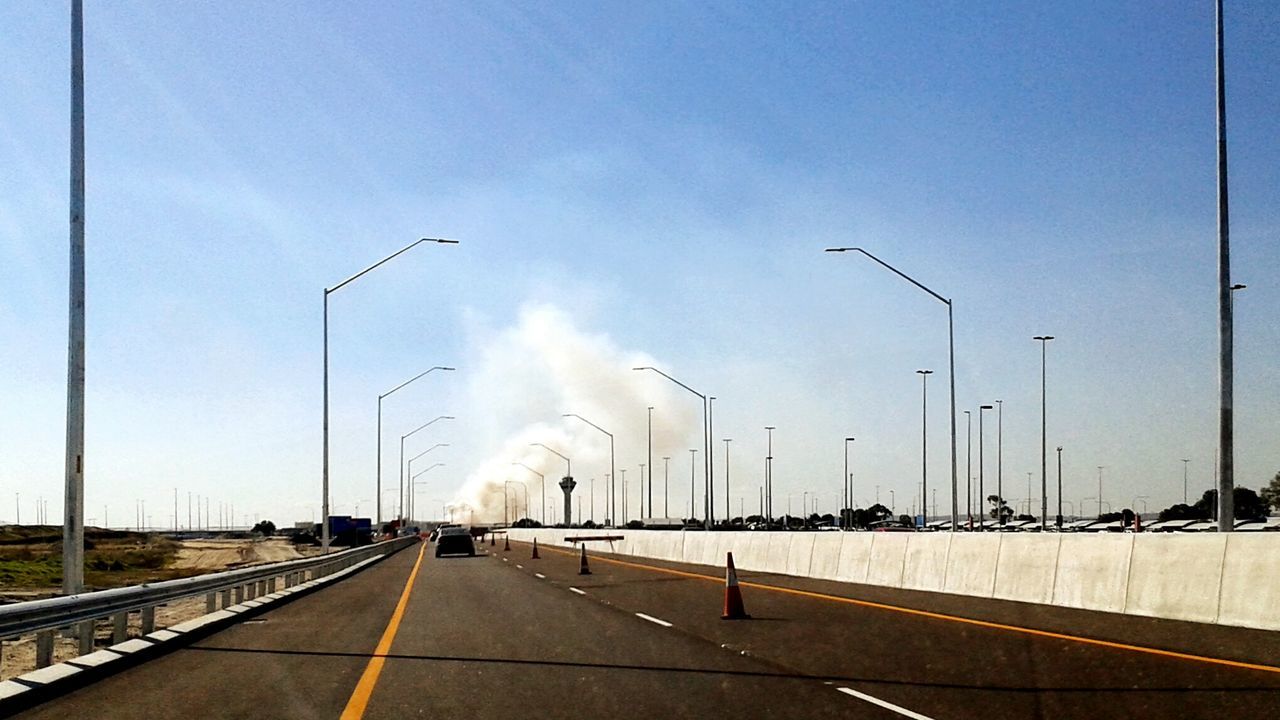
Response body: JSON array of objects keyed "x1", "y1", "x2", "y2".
[
  {"x1": 765, "y1": 426, "x2": 776, "y2": 526},
  {"x1": 979, "y1": 406, "x2": 992, "y2": 530},
  {"x1": 1056, "y1": 446, "x2": 1064, "y2": 528},
  {"x1": 917, "y1": 372, "x2": 931, "y2": 528},
  {"x1": 323, "y1": 238, "x2": 457, "y2": 550},
  {"x1": 1034, "y1": 336, "x2": 1054, "y2": 529},
  {"x1": 1182, "y1": 459, "x2": 1191, "y2": 504},
  {"x1": 995, "y1": 399, "x2": 1003, "y2": 526},
  {"x1": 62, "y1": 0, "x2": 87, "y2": 597},
  {"x1": 723, "y1": 438, "x2": 732, "y2": 523},
  {"x1": 707, "y1": 396, "x2": 715, "y2": 528},
  {"x1": 1097, "y1": 466, "x2": 1105, "y2": 518},
  {"x1": 964, "y1": 410, "x2": 972, "y2": 528},
  {"x1": 843, "y1": 437, "x2": 855, "y2": 528},
  {"x1": 663, "y1": 456, "x2": 670, "y2": 518},
  {"x1": 689, "y1": 449, "x2": 697, "y2": 521},
  {"x1": 647, "y1": 406, "x2": 653, "y2": 519},
  {"x1": 1215, "y1": 0, "x2": 1234, "y2": 533}
]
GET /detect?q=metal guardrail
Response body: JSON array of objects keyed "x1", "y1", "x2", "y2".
[{"x1": 1, "y1": 535, "x2": 417, "y2": 667}]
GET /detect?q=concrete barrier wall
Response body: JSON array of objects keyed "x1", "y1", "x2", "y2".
[{"x1": 500, "y1": 528, "x2": 1279, "y2": 632}]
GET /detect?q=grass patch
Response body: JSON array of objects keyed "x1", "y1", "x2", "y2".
[{"x1": 0, "y1": 532, "x2": 194, "y2": 590}]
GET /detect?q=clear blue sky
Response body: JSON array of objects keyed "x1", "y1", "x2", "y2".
[{"x1": 1, "y1": 1, "x2": 1276, "y2": 527}]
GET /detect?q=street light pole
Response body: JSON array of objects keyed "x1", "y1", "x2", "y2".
[
  {"x1": 512, "y1": 463, "x2": 545, "y2": 525},
  {"x1": 707, "y1": 397, "x2": 717, "y2": 527},
  {"x1": 765, "y1": 426, "x2": 776, "y2": 527},
  {"x1": 964, "y1": 410, "x2": 972, "y2": 528},
  {"x1": 1056, "y1": 446, "x2": 1064, "y2": 529},
  {"x1": 826, "y1": 247, "x2": 959, "y2": 531},
  {"x1": 1034, "y1": 335, "x2": 1054, "y2": 529},
  {"x1": 916, "y1": 372, "x2": 932, "y2": 528},
  {"x1": 723, "y1": 438, "x2": 732, "y2": 523},
  {"x1": 407, "y1": 445, "x2": 449, "y2": 521},
  {"x1": 563, "y1": 413, "x2": 614, "y2": 526},
  {"x1": 1182, "y1": 458, "x2": 1191, "y2": 504},
  {"x1": 663, "y1": 456, "x2": 671, "y2": 518},
  {"x1": 400, "y1": 416, "x2": 454, "y2": 525},
  {"x1": 1097, "y1": 466, "x2": 1106, "y2": 518},
  {"x1": 377, "y1": 366, "x2": 454, "y2": 524},
  {"x1": 63, "y1": 0, "x2": 87, "y2": 598},
  {"x1": 689, "y1": 449, "x2": 698, "y2": 523},
  {"x1": 978, "y1": 405, "x2": 993, "y2": 530},
  {"x1": 647, "y1": 406, "x2": 654, "y2": 519},
  {"x1": 995, "y1": 399, "x2": 1003, "y2": 526},
  {"x1": 1214, "y1": 0, "x2": 1235, "y2": 534},
  {"x1": 324, "y1": 237, "x2": 457, "y2": 550},
  {"x1": 843, "y1": 437, "x2": 855, "y2": 529},
  {"x1": 633, "y1": 367, "x2": 710, "y2": 529}
]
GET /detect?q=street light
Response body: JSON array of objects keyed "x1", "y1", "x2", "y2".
[
  {"x1": 1056, "y1": 446, "x2": 1064, "y2": 528},
  {"x1": 916, "y1": 371, "x2": 932, "y2": 528},
  {"x1": 765, "y1": 426, "x2": 776, "y2": 527},
  {"x1": 530, "y1": 443, "x2": 571, "y2": 524},
  {"x1": 723, "y1": 438, "x2": 733, "y2": 524},
  {"x1": 409, "y1": 463, "x2": 444, "y2": 523},
  {"x1": 563, "y1": 413, "x2": 615, "y2": 526},
  {"x1": 400, "y1": 416, "x2": 454, "y2": 525},
  {"x1": 647, "y1": 406, "x2": 654, "y2": 519},
  {"x1": 995, "y1": 399, "x2": 1003, "y2": 527},
  {"x1": 512, "y1": 462, "x2": 546, "y2": 524},
  {"x1": 1182, "y1": 458, "x2": 1191, "y2": 504},
  {"x1": 1214, "y1": 0, "x2": 1234, "y2": 534},
  {"x1": 1096, "y1": 466, "x2": 1106, "y2": 518},
  {"x1": 689, "y1": 449, "x2": 698, "y2": 523},
  {"x1": 323, "y1": 237, "x2": 458, "y2": 549},
  {"x1": 634, "y1": 367, "x2": 711, "y2": 529},
  {"x1": 826, "y1": 247, "x2": 958, "y2": 531},
  {"x1": 377, "y1": 366, "x2": 454, "y2": 523},
  {"x1": 662, "y1": 456, "x2": 671, "y2": 518},
  {"x1": 843, "y1": 437, "x2": 855, "y2": 529},
  {"x1": 1033, "y1": 335, "x2": 1054, "y2": 530},
  {"x1": 407, "y1": 445, "x2": 449, "y2": 521},
  {"x1": 978, "y1": 405, "x2": 993, "y2": 530},
  {"x1": 964, "y1": 410, "x2": 972, "y2": 527}
]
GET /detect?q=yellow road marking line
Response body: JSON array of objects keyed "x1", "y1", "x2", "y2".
[
  {"x1": 339, "y1": 542, "x2": 427, "y2": 719},
  {"x1": 535, "y1": 543, "x2": 1280, "y2": 676}
]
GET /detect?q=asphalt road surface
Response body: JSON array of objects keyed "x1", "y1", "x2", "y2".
[{"x1": 14, "y1": 537, "x2": 1280, "y2": 718}]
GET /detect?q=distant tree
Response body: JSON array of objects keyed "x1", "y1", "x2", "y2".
[
  {"x1": 1260, "y1": 472, "x2": 1280, "y2": 515},
  {"x1": 1157, "y1": 503, "x2": 1206, "y2": 522},
  {"x1": 1014, "y1": 514, "x2": 1034, "y2": 522},
  {"x1": 625, "y1": 520, "x2": 645, "y2": 529},
  {"x1": 897, "y1": 514, "x2": 915, "y2": 527},
  {"x1": 986, "y1": 495, "x2": 1014, "y2": 522},
  {"x1": 582, "y1": 520, "x2": 598, "y2": 529},
  {"x1": 251, "y1": 520, "x2": 276, "y2": 536},
  {"x1": 1193, "y1": 488, "x2": 1269, "y2": 522}
]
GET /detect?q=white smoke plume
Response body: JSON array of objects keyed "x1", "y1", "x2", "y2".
[{"x1": 453, "y1": 303, "x2": 699, "y2": 524}]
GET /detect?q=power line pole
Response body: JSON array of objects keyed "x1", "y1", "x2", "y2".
[{"x1": 1214, "y1": 0, "x2": 1235, "y2": 532}]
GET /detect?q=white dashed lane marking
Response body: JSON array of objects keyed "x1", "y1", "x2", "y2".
[
  {"x1": 634, "y1": 613, "x2": 672, "y2": 628},
  {"x1": 836, "y1": 688, "x2": 934, "y2": 719}
]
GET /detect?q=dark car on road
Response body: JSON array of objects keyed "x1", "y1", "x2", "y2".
[{"x1": 435, "y1": 526, "x2": 476, "y2": 557}]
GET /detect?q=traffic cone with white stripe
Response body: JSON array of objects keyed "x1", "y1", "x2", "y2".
[
  {"x1": 721, "y1": 552, "x2": 750, "y2": 620},
  {"x1": 531, "y1": 538, "x2": 540, "y2": 559},
  {"x1": 578, "y1": 544, "x2": 592, "y2": 575},
  {"x1": 504, "y1": 534, "x2": 511, "y2": 552}
]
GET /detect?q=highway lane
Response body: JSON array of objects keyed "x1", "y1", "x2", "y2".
[
  {"x1": 10, "y1": 541, "x2": 898, "y2": 718},
  {"x1": 11, "y1": 536, "x2": 1280, "y2": 718},
  {"x1": 499, "y1": 539, "x2": 1280, "y2": 719}
]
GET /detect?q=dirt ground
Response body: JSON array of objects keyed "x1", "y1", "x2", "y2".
[{"x1": 0, "y1": 536, "x2": 324, "y2": 681}]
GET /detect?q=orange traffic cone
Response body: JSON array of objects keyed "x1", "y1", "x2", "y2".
[
  {"x1": 578, "y1": 544, "x2": 592, "y2": 575},
  {"x1": 503, "y1": 534, "x2": 511, "y2": 552},
  {"x1": 531, "y1": 538, "x2": 540, "y2": 559},
  {"x1": 721, "y1": 552, "x2": 750, "y2": 620}
]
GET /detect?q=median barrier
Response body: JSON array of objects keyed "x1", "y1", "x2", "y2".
[
  {"x1": 1124, "y1": 533, "x2": 1226, "y2": 625},
  {"x1": 807, "y1": 532, "x2": 845, "y2": 581},
  {"x1": 992, "y1": 533, "x2": 1061, "y2": 605},
  {"x1": 1051, "y1": 532, "x2": 1133, "y2": 613},
  {"x1": 866, "y1": 532, "x2": 910, "y2": 588},
  {"x1": 1218, "y1": 532, "x2": 1280, "y2": 631},
  {"x1": 764, "y1": 533, "x2": 793, "y2": 573},
  {"x1": 785, "y1": 533, "x2": 817, "y2": 577},
  {"x1": 942, "y1": 532, "x2": 1000, "y2": 597},
  {"x1": 901, "y1": 532, "x2": 951, "y2": 593},
  {"x1": 499, "y1": 526, "x2": 1277, "y2": 632},
  {"x1": 834, "y1": 532, "x2": 873, "y2": 584}
]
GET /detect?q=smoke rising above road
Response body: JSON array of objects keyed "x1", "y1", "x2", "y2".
[{"x1": 453, "y1": 304, "x2": 699, "y2": 524}]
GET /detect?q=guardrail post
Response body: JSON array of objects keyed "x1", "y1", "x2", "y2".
[
  {"x1": 112, "y1": 612, "x2": 128, "y2": 644},
  {"x1": 206, "y1": 592, "x2": 217, "y2": 613},
  {"x1": 267, "y1": 577, "x2": 277, "y2": 593},
  {"x1": 77, "y1": 620, "x2": 94, "y2": 655},
  {"x1": 35, "y1": 630, "x2": 54, "y2": 668},
  {"x1": 257, "y1": 579, "x2": 267, "y2": 597},
  {"x1": 141, "y1": 606, "x2": 156, "y2": 634},
  {"x1": 220, "y1": 588, "x2": 231, "y2": 608},
  {"x1": 233, "y1": 586, "x2": 244, "y2": 604}
]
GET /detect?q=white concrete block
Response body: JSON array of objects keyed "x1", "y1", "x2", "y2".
[
  {"x1": 901, "y1": 533, "x2": 952, "y2": 592},
  {"x1": 992, "y1": 534, "x2": 1061, "y2": 605},
  {"x1": 1051, "y1": 533, "x2": 1133, "y2": 613},
  {"x1": 1125, "y1": 533, "x2": 1226, "y2": 624}
]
